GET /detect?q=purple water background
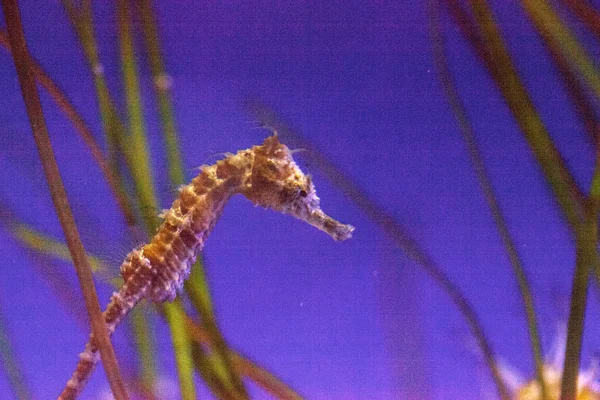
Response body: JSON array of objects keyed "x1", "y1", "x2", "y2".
[{"x1": 1, "y1": 1, "x2": 599, "y2": 399}]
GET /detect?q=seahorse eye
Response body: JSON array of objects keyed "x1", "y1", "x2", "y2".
[
  {"x1": 267, "y1": 161, "x2": 278, "y2": 173},
  {"x1": 299, "y1": 189, "x2": 308, "y2": 197}
]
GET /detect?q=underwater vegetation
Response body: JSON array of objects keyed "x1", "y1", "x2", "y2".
[{"x1": 2, "y1": 0, "x2": 600, "y2": 399}]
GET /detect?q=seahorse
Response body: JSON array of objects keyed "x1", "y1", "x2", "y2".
[{"x1": 58, "y1": 135, "x2": 354, "y2": 399}]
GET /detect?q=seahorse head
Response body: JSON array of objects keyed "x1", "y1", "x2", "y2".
[{"x1": 242, "y1": 135, "x2": 354, "y2": 241}]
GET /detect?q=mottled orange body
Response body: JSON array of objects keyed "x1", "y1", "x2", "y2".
[{"x1": 58, "y1": 135, "x2": 353, "y2": 399}]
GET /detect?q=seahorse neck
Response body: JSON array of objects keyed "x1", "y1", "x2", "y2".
[{"x1": 131, "y1": 149, "x2": 255, "y2": 303}]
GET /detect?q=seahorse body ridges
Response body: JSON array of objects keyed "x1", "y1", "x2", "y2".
[{"x1": 58, "y1": 135, "x2": 354, "y2": 399}]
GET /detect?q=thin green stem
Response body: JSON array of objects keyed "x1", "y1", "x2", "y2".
[
  {"x1": 185, "y1": 265, "x2": 249, "y2": 398},
  {"x1": 164, "y1": 302, "x2": 197, "y2": 400},
  {"x1": 116, "y1": 2, "x2": 197, "y2": 396},
  {"x1": 135, "y1": 1, "x2": 245, "y2": 395},
  {"x1": 560, "y1": 120, "x2": 600, "y2": 400},
  {"x1": 117, "y1": 0, "x2": 159, "y2": 234},
  {"x1": 61, "y1": 0, "x2": 124, "y2": 169},
  {"x1": 560, "y1": 207, "x2": 597, "y2": 400},
  {"x1": 184, "y1": 316, "x2": 304, "y2": 400},
  {"x1": 0, "y1": 1, "x2": 128, "y2": 398},
  {"x1": 129, "y1": 308, "x2": 156, "y2": 393},
  {"x1": 523, "y1": 0, "x2": 600, "y2": 102},
  {"x1": 429, "y1": 1, "x2": 547, "y2": 397},
  {"x1": 138, "y1": 0, "x2": 185, "y2": 186},
  {"x1": 529, "y1": 12, "x2": 600, "y2": 146},
  {"x1": 11, "y1": 223, "x2": 114, "y2": 281},
  {"x1": 61, "y1": 0, "x2": 139, "y2": 185},
  {"x1": 191, "y1": 343, "x2": 241, "y2": 400}
]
